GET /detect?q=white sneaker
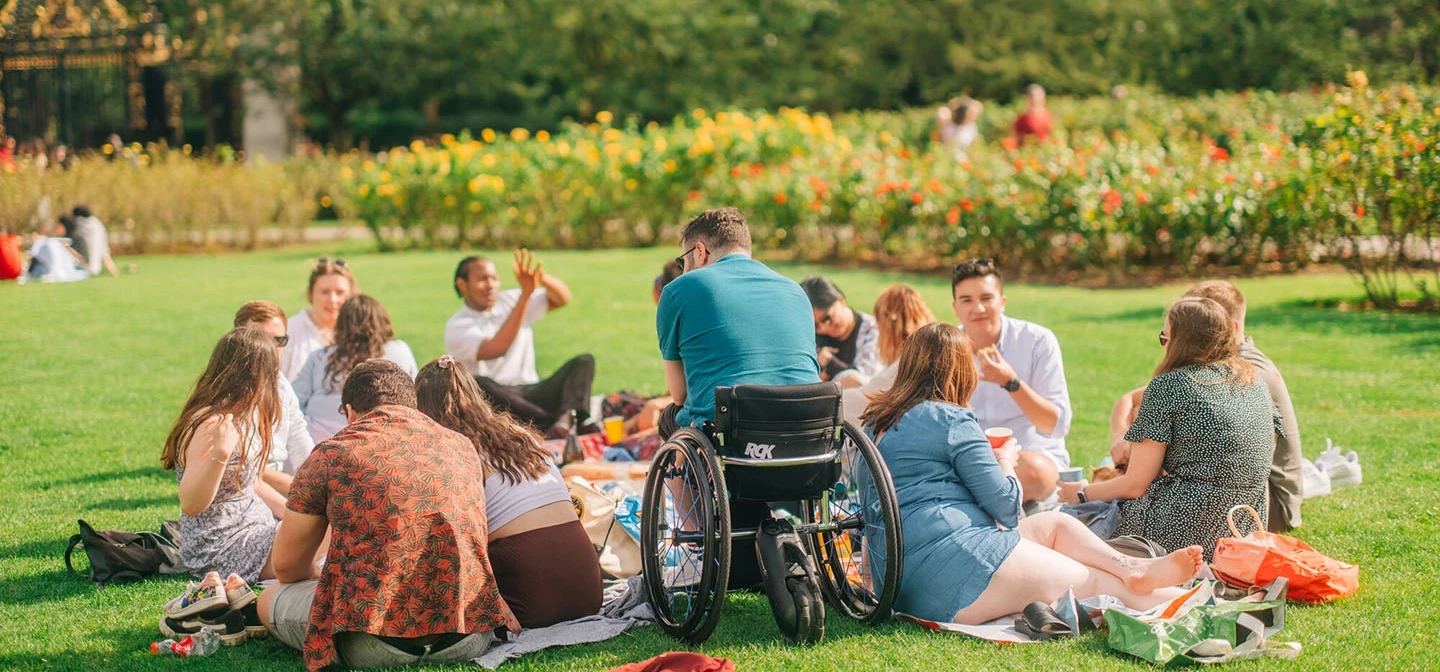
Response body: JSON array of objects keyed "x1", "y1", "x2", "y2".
[
  {"x1": 1314, "y1": 438, "x2": 1345, "y2": 472},
  {"x1": 1327, "y1": 451, "x2": 1362, "y2": 487},
  {"x1": 1302, "y1": 458, "x2": 1332, "y2": 498}
]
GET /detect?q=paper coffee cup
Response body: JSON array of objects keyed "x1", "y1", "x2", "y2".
[
  {"x1": 984, "y1": 427, "x2": 1013, "y2": 449},
  {"x1": 1059, "y1": 467, "x2": 1084, "y2": 483}
]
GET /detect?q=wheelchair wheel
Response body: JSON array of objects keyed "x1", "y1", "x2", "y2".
[
  {"x1": 640, "y1": 428, "x2": 731, "y2": 644},
  {"x1": 808, "y1": 421, "x2": 902, "y2": 623}
]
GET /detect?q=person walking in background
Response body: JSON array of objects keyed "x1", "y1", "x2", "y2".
[
  {"x1": 937, "y1": 96, "x2": 983, "y2": 160},
  {"x1": 1012, "y1": 84, "x2": 1053, "y2": 147},
  {"x1": 280, "y1": 258, "x2": 357, "y2": 381}
]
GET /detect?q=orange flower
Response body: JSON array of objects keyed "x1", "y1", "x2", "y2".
[
  {"x1": 774, "y1": 192, "x2": 788, "y2": 205},
  {"x1": 1209, "y1": 146, "x2": 1230, "y2": 162},
  {"x1": 730, "y1": 166, "x2": 743, "y2": 178},
  {"x1": 945, "y1": 206, "x2": 961, "y2": 226},
  {"x1": 959, "y1": 199, "x2": 975, "y2": 213},
  {"x1": 1355, "y1": 204, "x2": 1366, "y2": 217},
  {"x1": 910, "y1": 192, "x2": 924, "y2": 205},
  {"x1": 1102, "y1": 189, "x2": 1123, "y2": 215},
  {"x1": 687, "y1": 190, "x2": 701, "y2": 201}
]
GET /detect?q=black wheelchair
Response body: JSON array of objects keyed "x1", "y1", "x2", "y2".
[{"x1": 640, "y1": 382, "x2": 903, "y2": 644}]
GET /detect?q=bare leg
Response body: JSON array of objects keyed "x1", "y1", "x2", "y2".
[
  {"x1": 953, "y1": 539, "x2": 1190, "y2": 625},
  {"x1": 1015, "y1": 451, "x2": 1059, "y2": 503},
  {"x1": 1019, "y1": 512, "x2": 1203, "y2": 594}
]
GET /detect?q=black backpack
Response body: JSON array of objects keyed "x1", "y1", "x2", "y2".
[{"x1": 64, "y1": 519, "x2": 186, "y2": 588}]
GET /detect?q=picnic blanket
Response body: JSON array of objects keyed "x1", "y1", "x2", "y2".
[
  {"x1": 473, "y1": 575, "x2": 654, "y2": 669},
  {"x1": 897, "y1": 588, "x2": 1138, "y2": 644}
]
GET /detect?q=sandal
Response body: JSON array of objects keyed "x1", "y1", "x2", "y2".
[{"x1": 1013, "y1": 601, "x2": 1072, "y2": 641}]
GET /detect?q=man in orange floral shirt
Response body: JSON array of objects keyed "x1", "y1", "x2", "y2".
[{"x1": 258, "y1": 360, "x2": 519, "y2": 670}]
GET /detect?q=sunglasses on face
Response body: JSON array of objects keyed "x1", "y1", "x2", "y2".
[
  {"x1": 1158, "y1": 330, "x2": 1169, "y2": 347},
  {"x1": 676, "y1": 244, "x2": 699, "y2": 271},
  {"x1": 274, "y1": 334, "x2": 290, "y2": 347}
]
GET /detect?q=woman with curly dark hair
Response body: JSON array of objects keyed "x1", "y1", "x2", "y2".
[
  {"x1": 293, "y1": 294, "x2": 417, "y2": 442},
  {"x1": 415, "y1": 355, "x2": 602, "y2": 629}
]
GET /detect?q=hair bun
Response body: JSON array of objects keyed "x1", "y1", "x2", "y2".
[{"x1": 437, "y1": 355, "x2": 457, "y2": 369}]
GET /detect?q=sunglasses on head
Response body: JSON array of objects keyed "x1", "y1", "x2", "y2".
[{"x1": 316, "y1": 256, "x2": 348, "y2": 269}]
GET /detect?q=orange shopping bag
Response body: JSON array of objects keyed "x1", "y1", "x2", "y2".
[{"x1": 1211, "y1": 505, "x2": 1359, "y2": 604}]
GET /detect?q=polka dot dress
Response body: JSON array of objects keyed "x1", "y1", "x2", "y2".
[{"x1": 1116, "y1": 363, "x2": 1281, "y2": 560}]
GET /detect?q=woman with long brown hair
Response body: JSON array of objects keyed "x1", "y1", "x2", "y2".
[
  {"x1": 162, "y1": 327, "x2": 282, "y2": 582},
  {"x1": 293, "y1": 294, "x2": 417, "y2": 442},
  {"x1": 862, "y1": 323, "x2": 1202, "y2": 625},
  {"x1": 279, "y1": 258, "x2": 357, "y2": 381},
  {"x1": 415, "y1": 355, "x2": 602, "y2": 629},
  {"x1": 843, "y1": 283, "x2": 935, "y2": 425},
  {"x1": 1059, "y1": 297, "x2": 1278, "y2": 558}
]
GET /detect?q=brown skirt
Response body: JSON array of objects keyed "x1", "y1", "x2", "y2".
[{"x1": 489, "y1": 519, "x2": 604, "y2": 629}]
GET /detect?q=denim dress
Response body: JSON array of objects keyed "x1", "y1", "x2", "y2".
[{"x1": 869, "y1": 401, "x2": 1023, "y2": 622}]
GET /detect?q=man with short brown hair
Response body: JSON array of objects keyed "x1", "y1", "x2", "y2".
[
  {"x1": 1110, "y1": 280, "x2": 1303, "y2": 532},
  {"x1": 259, "y1": 359, "x2": 518, "y2": 670}
]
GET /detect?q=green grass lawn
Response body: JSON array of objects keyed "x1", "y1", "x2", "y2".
[{"x1": 2, "y1": 243, "x2": 1437, "y2": 670}]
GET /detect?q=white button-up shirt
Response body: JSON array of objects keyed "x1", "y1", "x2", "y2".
[
  {"x1": 444, "y1": 289, "x2": 550, "y2": 385},
  {"x1": 963, "y1": 315, "x2": 1073, "y2": 467}
]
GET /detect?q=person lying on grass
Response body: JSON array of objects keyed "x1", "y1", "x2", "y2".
[
  {"x1": 862, "y1": 323, "x2": 1203, "y2": 626},
  {"x1": 161, "y1": 327, "x2": 286, "y2": 582},
  {"x1": 1061, "y1": 296, "x2": 1280, "y2": 559},
  {"x1": 416, "y1": 355, "x2": 602, "y2": 629}
]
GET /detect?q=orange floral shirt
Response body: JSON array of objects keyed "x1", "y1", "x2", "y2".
[{"x1": 288, "y1": 405, "x2": 519, "y2": 670}]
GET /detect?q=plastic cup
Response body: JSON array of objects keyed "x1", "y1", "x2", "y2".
[
  {"x1": 984, "y1": 427, "x2": 1013, "y2": 449},
  {"x1": 604, "y1": 416, "x2": 625, "y2": 445},
  {"x1": 1059, "y1": 467, "x2": 1084, "y2": 483}
]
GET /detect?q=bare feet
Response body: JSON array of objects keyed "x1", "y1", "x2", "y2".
[{"x1": 1124, "y1": 546, "x2": 1204, "y2": 594}]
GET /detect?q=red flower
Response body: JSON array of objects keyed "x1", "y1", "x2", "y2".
[
  {"x1": 1355, "y1": 204, "x2": 1366, "y2": 218},
  {"x1": 960, "y1": 199, "x2": 975, "y2": 213},
  {"x1": 687, "y1": 190, "x2": 701, "y2": 201},
  {"x1": 749, "y1": 163, "x2": 764, "y2": 177},
  {"x1": 730, "y1": 166, "x2": 742, "y2": 178},
  {"x1": 1209, "y1": 146, "x2": 1230, "y2": 162},
  {"x1": 945, "y1": 206, "x2": 961, "y2": 225},
  {"x1": 1101, "y1": 189, "x2": 1123, "y2": 215}
]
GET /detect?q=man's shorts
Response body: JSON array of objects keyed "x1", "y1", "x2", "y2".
[{"x1": 266, "y1": 580, "x2": 496, "y2": 668}]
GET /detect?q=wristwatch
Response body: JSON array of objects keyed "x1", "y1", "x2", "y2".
[
  {"x1": 1076, "y1": 487, "x2": 1088, "y2": 504},
  {"x1": 1003, "y1": 378, "x2": 1022, "y2": 393}
]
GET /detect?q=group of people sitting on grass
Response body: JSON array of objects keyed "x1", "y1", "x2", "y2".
[
  {"x1": 160, "y1": 205, "x2": 1305, "y2": 668},
  {"x1": 0, "y1": 206, "x2": 119, "y2": 284}
]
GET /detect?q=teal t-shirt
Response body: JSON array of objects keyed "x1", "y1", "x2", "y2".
[{"x1": 657, "y1": 254, "x2": 820, "y2": 426}]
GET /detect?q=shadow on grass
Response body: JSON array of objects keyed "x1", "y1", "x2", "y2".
[
  {"x1": 1250, "y1": 301, "x2": 1440, "y2": 343},
  {"x1": 44, "y1": 467, "x2": 170, "y2": 489},
  {"x1": 86, "y1": 495, "x2": 176, "y2": 512},
  {"x1": 0, "y1": 569, "x2": 95, "y2": 607},
  {"x1": 1073, "y1": 306, "x2": 1167, "y2": 324}
]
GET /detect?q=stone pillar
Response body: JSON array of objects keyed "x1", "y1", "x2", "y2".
[{"x1": 241, "y1": 76, "x2": 294, "y2": 162}]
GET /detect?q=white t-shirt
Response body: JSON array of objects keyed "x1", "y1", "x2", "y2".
[
  {"x1": 483, "y1": 461, "x2": 571, "y2": 534},
  {"x1": 267, "y1": 378, "x2": 316, "y2": 474},
  {"x1": 280, "y1": 309, "x2": 329, "y2": 382},
  {"x1": 74, "y1": 216, "x2": 110, "y2": 276},
  {"x1": 291, "y1": 340, "x2": 419, "y2": 443},
  {"x1": 842, "y1": 361, "x2": 898, "y2": 428},
  {"x1": 444, "y1": 289, "x2": 550, "y2": 385}
]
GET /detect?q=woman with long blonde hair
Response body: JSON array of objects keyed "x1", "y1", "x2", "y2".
[
  {"x1": 162, "y1": 327, "x2": 282, "y2": 582},
  {"x1": 862, "y1": 323, "x2": 1202, "y2": 625},
  {"x1": 842, "y1": 284, "x2": 934, "y2": 426},
  {"x1": 415, "y1": 356, "x2": 602, "y2": 629},
  {"x1": 279, "y1": 258, "x2": 357, "y2": 381},
  {"x1": 1060, "y1": 297, "x2": 1278, "y2": 558}
]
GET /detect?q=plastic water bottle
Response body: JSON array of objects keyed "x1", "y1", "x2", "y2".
[
  {"x1": 150, "y1": 628, "x2": 221, "y2": 657},
  {"x1": 149, "y1": 639, "x2": 178, "y2": 656}
]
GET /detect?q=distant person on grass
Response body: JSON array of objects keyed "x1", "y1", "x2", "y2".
[
  {"x1": 1060, "y1": 297, "x2": 1279, "y2": 559},
  {"x1": 415, "y1": 356, "x2": 602, "y2": 629},
  {"x1": 280, "y1": 258, "x2": 357, "y2": 382},
  {"x1": 1106, "y1": 280, "x2": 1303, "y2": 533},
  {"x1": 260, "y1": 359, "x2": 518, "y2": 671},
  {"x1": 800, "y1": 275, "x2": 882, "y2": 388},
  {"x1": 951, "y1": 258, "x2": 1071, "y2": 508},
  {"x1": 1011, "y1": 84, "x2": 1053, "y2": 147},
  {"x1": 294, "y1": 294, "x2": 418, "y2": 443},
  {"x1": 68, "y1": 205, "x2": 118, "y2": 277},
  {"x1": 160, "y1": 327, "x2": 285, "y2": 582},
  {"x1": 862, "y1": 323, "x2": 1202, "y2": 626},
  {"x1": 233, "y1": 301, "x2": 315, "y2": 484},
  {"x1": 445, "y1": 249, "x2": 594, "y2": 436}
]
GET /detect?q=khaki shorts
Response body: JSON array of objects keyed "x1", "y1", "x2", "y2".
[{"x1": 267, "y1": 580, "x2": 496, "y2": 669}]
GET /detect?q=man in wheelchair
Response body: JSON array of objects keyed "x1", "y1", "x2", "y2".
[
  {"x1": 654, "y1": 206, "x2": 822, "y2": 591},
  {"x1": 649, "y1": 208, "x2": 902, "y2": 645}
]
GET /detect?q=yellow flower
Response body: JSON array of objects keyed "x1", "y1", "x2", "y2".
[
  {"x1": 468, "y1": 178, "x2": 481, "y2": 193},
  {"x1": 468, "y1": 201, "x2": 482, "y2": 213},
  {"x1": 625, "y1": 178, "x2": 638, "y2": 191},
  {"x1": 653, "y1": 137, "x2": 667, "y2": 152},
  {"x1": 340, "y1": 167, "x2": 354, "y2": 180},
  {"x1": 482, "y1": 154, "x2": 497, "y2": 167},
  {"x1": 358, "y1": 185, "x2": 370, "y2": 196},
  {"x1": 692, "y1": 107, "x2": 707, "y2": 120},
  {"x1": 664, "y1": 159, "x2": 677, "y2": 173},
  {"x1": 482, "y1": 128, "x2": 497, "y2": 143},
  {"x1": 510, "y1": 128, "x2": 530, "y2": 142},
  {"x1": 557, "y1": 141, "x2": 571, "y2": 157},
  {"x1": 596, "y1": 110, "x2": 614, "y2": 125},
  {"x1": 1346, "y1": 70, "x2": 1368, "y2": 88},
  {"x1": 392, "y1": 195, "x2": 404, "y2": 206},
  {"x1": 410, "y1": 139, "x2": 425, "y2": 153},
  {"x1": 441, "y1": 133, "x2": 456, "y2": 146},
  {"x1": 625, "y1": 148, "x2": 642, "y2": 164},
  {"x1": 444, "y1": 195, "x2": 457, "y2": 207},
  {"x1": 380, "y1": 171, "x2": 392, "y2": 183},
  {"x1": 603, "y1": 128, "x2": 624, "y2": 142},
  {"x1": 536, "y1": 130, "x2": 550, "y2": 142},
  {"x1": 320, "y1": 196, "x2": 333, "y2": 208},
  {"x1": 362, "y1": 160, "x2": 375, "y2": 171},
  {"x1": 101, "y1": 144, "x2": 114, "y2": 155}
]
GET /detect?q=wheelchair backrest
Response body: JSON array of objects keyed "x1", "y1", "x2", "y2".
[{"x1": 713, "y1": 382, "x2": 842, "y2": 464}]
